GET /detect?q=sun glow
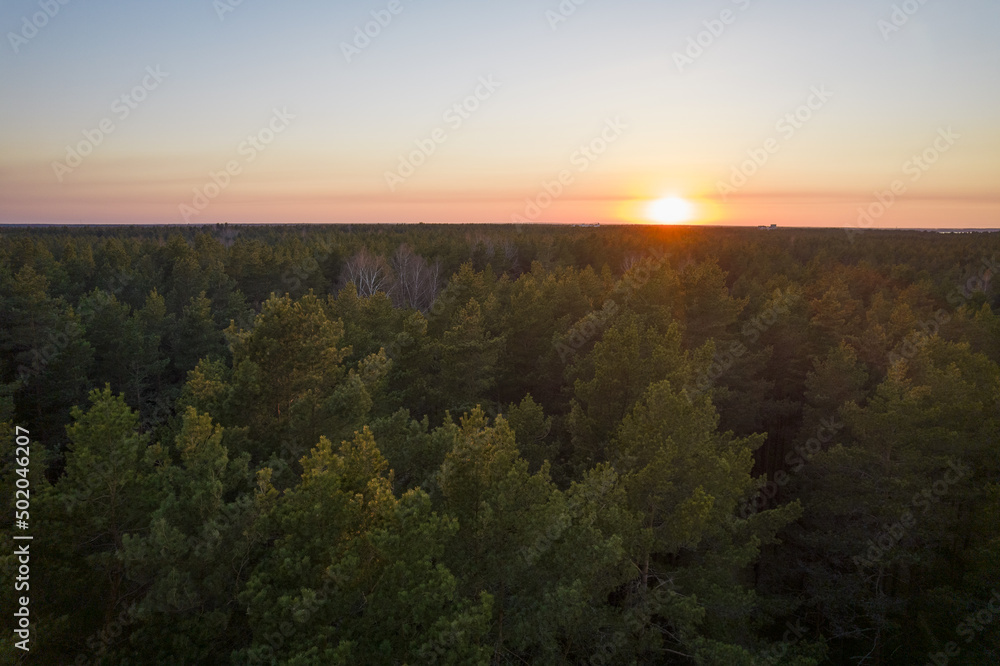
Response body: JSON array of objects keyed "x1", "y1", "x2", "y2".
[{"x1": 647, "y1": 196, "x2": 696, "y2": 224}]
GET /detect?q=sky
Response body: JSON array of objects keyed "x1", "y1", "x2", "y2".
[{"x1": 0, "y1": 0, "x2": 998, "y2": 228}]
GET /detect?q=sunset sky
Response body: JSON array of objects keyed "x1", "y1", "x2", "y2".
[{"x1": 1, "y1": 0, "x2": 998, "y2": 227}]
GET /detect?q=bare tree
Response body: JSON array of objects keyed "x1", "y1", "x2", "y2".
[
  {"x1": 621, "y1": 253, "x2": 645, "y2": 273},
  {"x1": 342, "y1": 248, "x2": 394, "y2": 298},
  {"x1": 500, "y1": 238, "x2": 518, "y2": 265},
  {"x1": 389, "y1": 244, "x2": 441, "y2": 312}
]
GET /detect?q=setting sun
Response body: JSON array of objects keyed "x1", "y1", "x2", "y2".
[{"x1": 647, "y1": 196, "x2": 696, "y2": 224}]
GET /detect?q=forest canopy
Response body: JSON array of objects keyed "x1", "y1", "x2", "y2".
[{"x1": 1, "y1": 223, "x2": 998, "y2": 665}]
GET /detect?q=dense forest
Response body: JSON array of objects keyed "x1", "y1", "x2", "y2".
[{"x1": 1, "y1": 224, "x2": 998, "y2": 665}]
